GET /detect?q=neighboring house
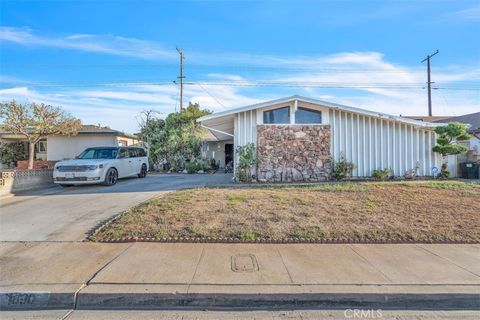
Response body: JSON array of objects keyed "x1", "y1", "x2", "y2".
[
  {"x1": 198, "y1": 95, "x2": 444, "y2": 182},
  {"x1": 434, "y1": 113, "x2": 480, "y2": 175},
  {"x1": 46, "y1": 125, "x2": 139, "y2": 160},
  {"x1": 0, "y1": 125, "x2": 139, "y2": 165},
  {"x1": 405, "y1": 116, "x2": 453, "y2": 123}
]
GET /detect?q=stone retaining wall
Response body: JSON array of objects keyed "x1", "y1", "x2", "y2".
[
  {"x1": 0, "y1": 169, "x2": 54, "y2": 196},
  {"x1": 256, "y1": 125, "x2": 331, "y2": 182}
]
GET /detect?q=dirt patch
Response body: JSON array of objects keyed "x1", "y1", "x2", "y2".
[{"x1": 92, "y1": 181, "x2": 480, "y2": 242}]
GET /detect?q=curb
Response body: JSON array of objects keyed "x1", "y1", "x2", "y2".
[
  {"x1": 3, "y1": 285, "x2": 479, "y2": 310},
  {"x1": 77, "y1": 292, "x2": 480, "y2": 310},
  {"x1": 0, "y1": 292, "x2": 74, "y2": 310}
]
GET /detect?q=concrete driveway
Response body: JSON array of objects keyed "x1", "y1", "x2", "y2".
[{"x1": 0, "y1": 173, "x2": 233, "y2": 242}]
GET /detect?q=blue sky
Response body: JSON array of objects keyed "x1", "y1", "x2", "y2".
[{"x1": 1, "y1": 0, "x2": 479, "y2": 133}]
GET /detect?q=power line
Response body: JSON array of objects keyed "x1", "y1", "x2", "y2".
[
  {"x1": 197, "y1": 83, "x2": 228, "y2": 110},
  {"x1": 2, "y1": 79, "x2": 478, "y2": 90},
  {"x1": 4, "y1": 63, "x2": 445, "y2": 74}
]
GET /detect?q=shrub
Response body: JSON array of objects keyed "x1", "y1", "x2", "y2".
[
  {"x1": 331, "y1": 154, "x2": 355, "y2": 181},
  {"x1": 438, "y1": 163, "x2": 450, "y2": 179},
  {"x1": 185, "y1": 161, "x2": 203, "y2": 174},
  {"x1": 235, "y1": 143, "x2": 256, "y2": 182},
  {"x1": 0, "y1": 141, "x2": 26, "y2": 168},
  {"x1": 372, "y1": 168, "x2": 391, "y2": 180}
]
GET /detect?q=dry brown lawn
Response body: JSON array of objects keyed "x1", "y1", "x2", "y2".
[{"x1": 93, "y1": 181, "x2": 480, "y2": 242}]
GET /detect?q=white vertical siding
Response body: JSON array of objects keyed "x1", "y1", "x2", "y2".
[
  {"x1": 330, "y1": 109, "x2": 439, "y2": 177},
  {"x1": 234, "y1": 110, "x2": 257, "y2": 147},
  {"x1": 233, "y1": 110, "x2": 257, "y2": 176}
]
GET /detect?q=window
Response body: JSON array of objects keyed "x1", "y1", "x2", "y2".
[
  {"x1": 295, "y1": 107, "x2": 322, "y2": 124},
  {"x1": 137, "y1": 148, "x2": 147, "y2": 157},
  {"x1": 36, "y1": 141, "x2": 47, "y2": 153},
  {"x1": 77, "y1": 148, "x2": 118, "y2": 159},
  {"x1": 118, "y1": 148, "x2": 129, "y2": 159},
  {"x1": 118, "y1": 139, "x2": 128, "y2": 146},
  {"x1": 128, "y1": 148, "x2": 138, "y2": 158},
  {"x1": 263, "y1": 106, "x2": 290, "y2": 124}
]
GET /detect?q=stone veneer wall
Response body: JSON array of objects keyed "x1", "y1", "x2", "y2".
[{"x1": 256, "y1": 125, "x2": 331, "y2": 183}]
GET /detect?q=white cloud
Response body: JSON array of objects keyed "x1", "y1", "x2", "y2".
[
  {"x1": 324, "y1": 52, "x2": 386, "y2": 65},
  {"x1": 0, "y1": 27, "x2": 175, "y2": 60},
  {"x1": 0, "y1": 86, "x2": 30, "y2": 96},
  {"x1": 451, "y1": 6, "x2": 480, "y2": 21}
]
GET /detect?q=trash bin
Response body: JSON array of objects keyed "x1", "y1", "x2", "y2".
[{"x1": 460, "y1": 162, "x2": 480, "y2": 179}]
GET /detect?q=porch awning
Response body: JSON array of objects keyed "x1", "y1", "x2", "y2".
[{"x1": 200, "y1": 114, "x2": 234, "y2": 142}]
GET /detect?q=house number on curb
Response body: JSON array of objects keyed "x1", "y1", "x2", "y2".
[
  {"x1": 231, "y1": 254, "x2": 259, "y2": 272},
  {"x1": 0, "y1": 292, "x2": 50, "y2": 308}
]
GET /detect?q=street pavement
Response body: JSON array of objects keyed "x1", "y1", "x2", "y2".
[
  {"x1": 1, "y1": 309, "x2": 479, "y2": 319},
  {"x1": 0, "y1": 173, "x2": 233, "y2": 241}
]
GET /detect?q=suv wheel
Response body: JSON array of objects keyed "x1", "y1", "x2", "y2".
[
  {"x1": 138, "y1": 164, "x2": 147, "y2": 178},
  {"x1": 103, "y1": 168, "x2": 118, "y2": 186}
]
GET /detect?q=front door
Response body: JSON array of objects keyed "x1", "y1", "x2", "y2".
[{"x1": 225, "y1": 144, "x2": 233, "y2": 167}]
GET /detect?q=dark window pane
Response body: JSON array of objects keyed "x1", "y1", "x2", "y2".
[
  {"x1": 138, "y1": 148, "x2": 146, "y2": 157},
  {"x1": 77, "y1": 148, "x2": 118, "y2": 159},
  {"x1": 295, "y1": 107, "x2": 322, "y2": 124},
  {"x1": 128, "y1": 148, "x2": 138, "y2": 158},
  {"x1": 263, "y1": 106, "x2": 290, "y2": 124},
  {"x1": 119, "y1": 148, "x2": 129, "y2": 158}
]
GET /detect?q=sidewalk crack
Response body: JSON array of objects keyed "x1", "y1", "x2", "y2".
[
  {"x1": 187, "y1": 246, "x2": 205, "y2": 294},
  {"x1": 415, "y1": 244, "x2": 480, "y2": 277},
  {"x1": 276, "y1": 247, "x2": 294, "y2": 284},
  {"x1": 348, "y1": 245, "x2": 393, "y2": 283},
  {"x1": 85, "y1": 242, "x2": 135, "y2": 286},
  {"x1": 64, "y1": 242, "x2": 134, "y2": 313}
]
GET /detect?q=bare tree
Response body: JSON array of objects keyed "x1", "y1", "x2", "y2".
[{"x1": 0, "y1": 101, "x2": 82, "y2": 169}]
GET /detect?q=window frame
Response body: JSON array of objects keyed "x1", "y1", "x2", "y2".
[
  {"x1": 262, "y1": 106, "x2": 291, "y2": 124},
  {"x1": 294, "y1": 107, "x2": 322, "y2": 124}
]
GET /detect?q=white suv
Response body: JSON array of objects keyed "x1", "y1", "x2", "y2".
[{"x1": 53, "y1": 147, "x2": 148, "y2": 187}]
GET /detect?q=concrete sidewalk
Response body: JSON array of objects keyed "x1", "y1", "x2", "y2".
[{"x1": 1, "y1": 242, "x2": 479, "y2": 310}]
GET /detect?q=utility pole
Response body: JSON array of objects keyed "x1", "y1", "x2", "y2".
[
  {"x1": 421, "y1": 50, "x2": 439, "y2": 117},
  {"x1": 176, "y1": 47, "x2": 185, "y2": 112}
]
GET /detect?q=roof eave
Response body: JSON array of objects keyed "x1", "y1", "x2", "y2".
[{"x1": 198, "y1": 95, "x2": 441, "y2": 128}]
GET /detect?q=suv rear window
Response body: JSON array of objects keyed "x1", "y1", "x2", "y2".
[
  {"x1": 128, "y1": 148, "x2": 138, "y2": 158},
  {"x1": 137, "y1": 148, "x2": 146, "y2": 157},
  {"x1": 118, "y1": 148, "x2": 129, "y2": 158}
]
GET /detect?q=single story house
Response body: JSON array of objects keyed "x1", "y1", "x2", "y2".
[
  {"x1": 198, "y1": 95, "x2": 446, "y2": 182},
  {"x1": 0, "y1": 125, "x2": 139, "y2": 167},
  {"x1": 46, "y1": 125, "x2": 139, "y2": 161}
]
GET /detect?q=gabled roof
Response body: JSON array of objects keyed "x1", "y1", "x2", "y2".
[
  {"x1": 198, "y1": 95, "x2": 442, "y2": 128},
  {"x1": 433, "y1": 112, "x2": 480, "y2": 133},
  {"x1": 77, "y1": 125, "x2": 138, "y2": 139},
  {"x1": 404, "y1": 116, "x2": 453, "y2": 122},
  {"x1": 0, "y1": 124, "x2": 138, "y2": 139}
]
